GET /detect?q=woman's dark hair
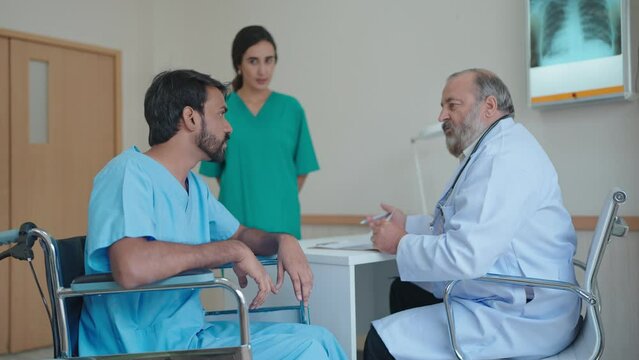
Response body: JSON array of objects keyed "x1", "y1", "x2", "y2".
[
  {"x1": 144, "y1": 69, "x2": 226, "y2": 146},
  {"x1": 231, "y1": 25, "x2": 277, "y2": 90}
]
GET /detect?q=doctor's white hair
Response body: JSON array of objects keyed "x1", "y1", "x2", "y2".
[{"x1": 448, "y1": 68, "x2": 515, "y2": 119}]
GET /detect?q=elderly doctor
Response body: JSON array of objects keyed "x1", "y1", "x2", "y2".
[{"x1": 363, "y1": 69, "x2": 580, "y2": 360}]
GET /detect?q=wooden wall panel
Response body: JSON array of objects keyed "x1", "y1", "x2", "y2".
[
  {"x1": 0, "y1": 35, "x2": 10, "y2": 355},
  {"x1": 301, "y1": 214, "x2": 639, "y2": 231},
  {"x1": 8, "y1": 38, "x2": 116, "y2": 352}
]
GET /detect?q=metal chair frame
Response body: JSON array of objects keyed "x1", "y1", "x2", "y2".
[
  {"x1": 443, "y1": 188, "x2": 629, "y2": 360},
  {"x1": 208, "y1": 257, "x2": 310, "y2": 325},
  {"x1": 1, "y1": 228, "x2": 252, "y2": 359}
]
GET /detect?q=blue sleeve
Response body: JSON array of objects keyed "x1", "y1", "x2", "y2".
[{"x1": 85, "y1": 160, "x2": 156, "y2": 274}]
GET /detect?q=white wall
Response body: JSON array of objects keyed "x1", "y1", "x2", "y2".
[
  {"x1": 3, "y1": 0, "x2": 635, "y2": 217},
  {"x1": 147, "y1": 0, "x2": 639, "y2": 218}
]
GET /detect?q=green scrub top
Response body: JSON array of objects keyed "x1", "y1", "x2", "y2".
[{"x1": 200, "y1": 91, "x2": 319, "y2": 238}]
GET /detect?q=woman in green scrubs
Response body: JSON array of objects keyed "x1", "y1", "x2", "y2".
[{"x1": 200, "y1": 25, "x2": 319, "y2": 239}]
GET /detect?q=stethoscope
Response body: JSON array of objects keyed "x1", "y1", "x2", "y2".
[{"x1": 429, "y1": 113, "x2": 512, "y2": 233}]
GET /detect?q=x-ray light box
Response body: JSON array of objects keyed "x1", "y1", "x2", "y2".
[{"x1": 527, "y1": 0, "x2": 635, "y2": 107}]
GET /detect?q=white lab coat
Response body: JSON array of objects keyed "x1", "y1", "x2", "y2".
[{"x1": 373, "y1": 118, "x2": 580, "y2": 359}]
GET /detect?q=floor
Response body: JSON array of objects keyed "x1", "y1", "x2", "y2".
[{"x1": 0, "y1": 347, "x2": 53, "y2": 360}]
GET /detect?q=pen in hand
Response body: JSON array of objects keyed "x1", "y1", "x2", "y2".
[{"x1": 360, "y1": 212, "x2": 392, "y2": 225}]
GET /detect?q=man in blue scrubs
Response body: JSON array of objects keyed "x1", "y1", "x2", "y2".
[
  {"x1": 363, "y1": 69, "x2": 580, "y2": 359},
  {"x1": 79, "y1": 69, "x2": 346, "y2": 360}
]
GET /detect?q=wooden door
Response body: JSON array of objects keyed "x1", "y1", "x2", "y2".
[
  {"x1": 8, "y1": 38, "x2": 116, "y2": 351},
  {"x1": 0, "y1": 36, "x2": 9, "y2": 355}
]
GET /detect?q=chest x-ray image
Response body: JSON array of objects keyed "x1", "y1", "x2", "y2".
[{"x1": 530, "y1": 0, "x2": 621, "y2": 67}]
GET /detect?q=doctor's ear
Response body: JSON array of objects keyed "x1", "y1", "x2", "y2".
[
  {"x1": 181, "y1": 106, "x2": 198, "y2": 131},
  {"x1": 483, "y1": 95, "x2": 498, "y2": 118}
]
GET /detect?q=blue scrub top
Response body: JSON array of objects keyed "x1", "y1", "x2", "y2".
[{"x1": 79, "y1": 147, "x2": 240, "y2": 355}]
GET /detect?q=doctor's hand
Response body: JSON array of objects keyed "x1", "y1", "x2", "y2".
[
  {"x1": 232, "y1": 251, "x2": 276, "y2": 309},
  {"x1": 369, "y1": 213, "x2": 407, "y2": 255},
  {"x1": 379, "y1": 203, "x2": 407, "y2": 230},
  {"x1": 276, "y1": 234, "x2": 313, "y2": 306}
]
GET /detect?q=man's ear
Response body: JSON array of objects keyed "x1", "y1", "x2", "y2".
[
  {"x1": 483, "y1": 95, "x2": 498, "y2": 119},
  {"x1": 181, "y1": 106, "x2": 198, "y2": 131}
]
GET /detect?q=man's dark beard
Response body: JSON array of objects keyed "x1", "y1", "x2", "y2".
[{"x1": 198, "y1": 129, "x2": 230, "y2": 163}]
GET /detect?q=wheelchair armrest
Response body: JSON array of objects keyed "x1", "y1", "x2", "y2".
[
  {"x1": 217, "y1": 255, "x2": 278, "y2": 269},
  {"x1": 70, "y1": 268, "x2": 216, "y2": 292},
  {"x1": 256, "y1": 255, "x2": 278, "y2": 266},
  {"x1": 64, "y1": 268, "x2": 250, "y2": 352},
  {"x1": 208, "y1": 255, "x2": 310, "y2": 324}
]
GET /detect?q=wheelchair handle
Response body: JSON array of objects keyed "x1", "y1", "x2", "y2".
[
  {"x1": 0, "y1": 222, "x2": 39, "y2": 261},
  {"x1": 0, "y1": 229, "x2": 19, "y2": 245}
]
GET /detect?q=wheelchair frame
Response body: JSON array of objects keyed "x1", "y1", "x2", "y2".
[{"x1": 1, "y1": 227, "x2": 252, "y2": 359}]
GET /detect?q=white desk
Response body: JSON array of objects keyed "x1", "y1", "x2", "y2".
[{"x1": 301, "y1": 234, "x2": 397, "y2": 360}]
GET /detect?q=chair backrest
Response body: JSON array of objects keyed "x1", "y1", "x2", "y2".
[
  {"x1": 545, "y1": 188, "x2": 628, "y2": 360},
  {"x1": 583, "y1": 188, "x2": 627, "y2": 293},
  {"x1": 42, "y1": 235, "x2": 87, "y2": 358}
]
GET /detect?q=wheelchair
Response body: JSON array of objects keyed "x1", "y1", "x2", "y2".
[{"x1": 0, "y1": 226, "x2": 306, "y2": 359}]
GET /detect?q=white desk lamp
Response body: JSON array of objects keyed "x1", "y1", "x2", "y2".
[{"x1": 410, "y1": 123, "x2": 444, "y2": 214}]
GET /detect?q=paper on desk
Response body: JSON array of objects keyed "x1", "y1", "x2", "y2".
[{"x1": 313, "y1": 236, "x2": 378, "y2": 251}]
